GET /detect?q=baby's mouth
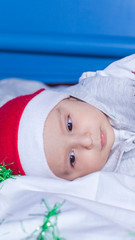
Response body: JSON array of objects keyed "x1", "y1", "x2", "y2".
[{"x1": 100, "y1": 129, "x2": 107, "y2": 149}]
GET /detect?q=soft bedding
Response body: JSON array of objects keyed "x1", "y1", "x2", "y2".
[{"x1": 0, "y1": 79, "x2": 135, "y2": 240}]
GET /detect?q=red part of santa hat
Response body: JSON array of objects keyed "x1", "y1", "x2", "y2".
[{"x1": 0, "y1": 89, "x2": 44, "y2": 175}]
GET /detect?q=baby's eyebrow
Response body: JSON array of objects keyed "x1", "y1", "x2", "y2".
[{"x1": 56, "y1": 107, "x2": 64, "y2": 134}]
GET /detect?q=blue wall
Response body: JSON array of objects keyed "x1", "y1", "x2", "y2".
[{"x1": 0, "y1": 0, "x2": 135, "y2": 84}]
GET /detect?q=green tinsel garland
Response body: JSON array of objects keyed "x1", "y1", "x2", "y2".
[
  {"x1": 0, "y1": 161, "x2": 20, "y2": 182},
  {"x1": 26, "y1": 199, "x2": 65, "y2": 240}
]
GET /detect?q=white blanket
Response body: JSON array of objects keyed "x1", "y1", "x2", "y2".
[{"x1": 0, "y1": 78, "x2": 135, "y2": 240}]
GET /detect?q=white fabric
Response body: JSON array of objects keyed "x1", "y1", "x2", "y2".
[
  {"x1": 0, "y1": 56, "x2": 135, "y2": 240},
  {"x1": 1, "y1": 173, "x2": 135, "y2": 239},
  {"x1": 104, "y1": 125, "x2": 135, "y2": 175},
  {"x1": 0, "y1": 78, "x2": 48, "y2": 107}
]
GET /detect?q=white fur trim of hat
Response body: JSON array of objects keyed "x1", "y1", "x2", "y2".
[{"x1": 18, "y1": 89, "x2": 69, "y2": 178}]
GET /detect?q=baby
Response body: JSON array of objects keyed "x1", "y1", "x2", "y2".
[{"x1": 0, "y1": 54, "x2": 135, "y2": 180}]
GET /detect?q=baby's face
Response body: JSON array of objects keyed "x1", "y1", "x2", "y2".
[{"x1": 43, "y1": 98, "x2": 114, "y2": 180}]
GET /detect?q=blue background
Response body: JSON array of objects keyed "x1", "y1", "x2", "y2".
[{"x1": 0, "y1": 0, "x2": 135, "y2": 84}]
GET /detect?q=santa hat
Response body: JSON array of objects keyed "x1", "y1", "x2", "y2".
[{"x1": 0, "y1": 88, "x2": 69, "y2": 178}]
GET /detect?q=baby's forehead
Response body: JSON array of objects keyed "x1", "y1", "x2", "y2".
[{"x1": 54, "y1": 96, "x2": 88, "y2": 114}]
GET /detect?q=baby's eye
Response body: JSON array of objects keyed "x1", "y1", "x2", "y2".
[
  {"x1": 70, "y1": 151, "x2": 75, "y2": 167},
  {"x1": 67, "y1": 116, "x2": 72, "y2": 131}
]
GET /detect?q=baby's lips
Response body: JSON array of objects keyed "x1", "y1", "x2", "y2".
[{"x1": 100, "y1": 129, "x2": 107, "y2": 149}]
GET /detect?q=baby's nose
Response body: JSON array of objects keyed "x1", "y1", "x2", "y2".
[{"x1": 74, "y1": 133, "x2": 93, "y2": 149}]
